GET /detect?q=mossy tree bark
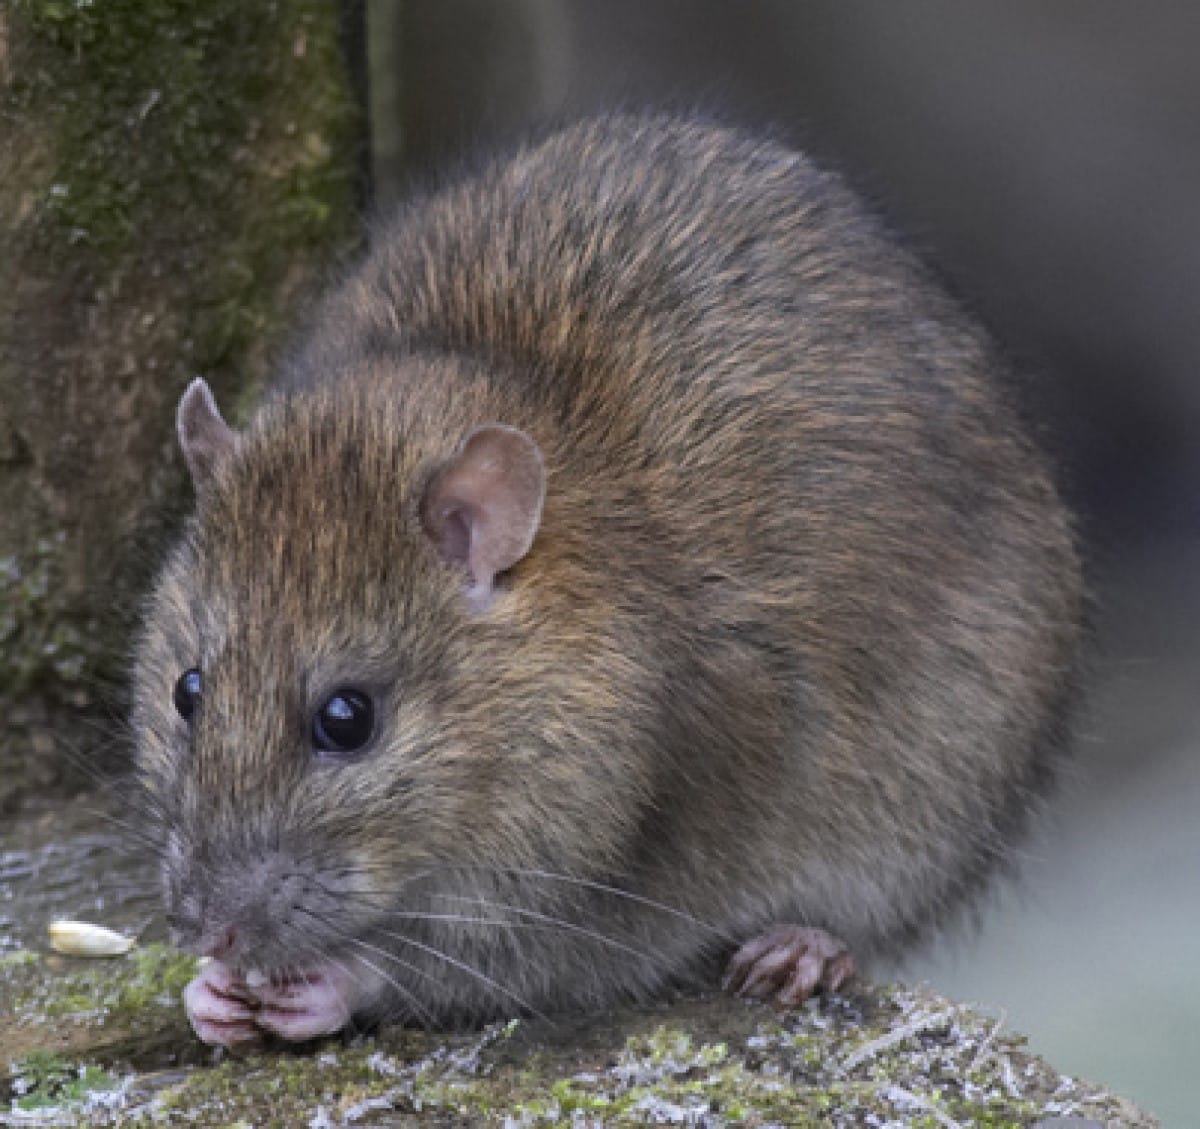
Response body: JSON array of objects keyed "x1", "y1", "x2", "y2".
[{"x1": 0, "y1": 0, "x2": 363, "y2": 810}]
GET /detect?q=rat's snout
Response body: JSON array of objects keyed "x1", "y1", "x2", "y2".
[
  {"x1": 182, "y1": 877, "x2": 287, "y2": 968},
  {"x1": 164, "y1": 871, "x2": 266, "y2": 964},
  {"x1": 185, "y1": 898, "x2": 276, "y2": 968},
  {"x1": 166, "y1": 834, "x2": 351, "y2": 971}
]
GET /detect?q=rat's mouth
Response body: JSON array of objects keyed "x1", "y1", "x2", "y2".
[{"x1": 236, "y1": 965, "x2": 327, "y2": 991}]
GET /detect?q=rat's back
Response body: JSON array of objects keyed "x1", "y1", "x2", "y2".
[
  {"x1": 282, "y1": 112, "x2": 1083, "y2": 964},
  {"x1": 289, "y1": 116, "x2": 1083, "y2": 951}
]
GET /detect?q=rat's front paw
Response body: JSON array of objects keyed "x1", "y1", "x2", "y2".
[
  {"x1": 249, "y1": 965, "x2": 357, "y2": 1042},
  {"x1": 723, "y1": 924, "x2": 856, "y2": 1008},
  {"x1": 183, "y1": 960, "x2": 264, "y2": 1049}
]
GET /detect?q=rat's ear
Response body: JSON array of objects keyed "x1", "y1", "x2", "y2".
[
  {"x1": 177, "y1": 378, "x2": 238, "y2": 492},
  {"x1": 421, "y1": 424, "x2": 546, "y2": 610}
]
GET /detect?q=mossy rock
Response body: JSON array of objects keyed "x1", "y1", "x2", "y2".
[{"x1": 0, "y1": 945, "x2": 1159, "y2": 1126}]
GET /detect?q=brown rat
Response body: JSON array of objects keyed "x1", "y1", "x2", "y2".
[{"x1": 132, "y1": 115, "x2": 1083, "y2": 1047}]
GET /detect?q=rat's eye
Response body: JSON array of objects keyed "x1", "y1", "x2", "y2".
[
  {"x1": 312, "y1": 689, "x2": 374, "y2": 754},
  {"x1": 173, "y1": 668, "x2": 202, "y2": 721}
]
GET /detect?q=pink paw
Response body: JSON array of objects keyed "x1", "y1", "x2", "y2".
[
  {"x1": 183, "y1": 961, "x2": 359, "y2": 1047},
  {"x1": 252, "y1": 967, "x2": 356, "y2": 1042},
  {"x1": 723, "y1": 925, "x2": 856, "y2": 1008},
  {"x1": 183, "y1": 961, "x2": 264, "y2": 1049}
]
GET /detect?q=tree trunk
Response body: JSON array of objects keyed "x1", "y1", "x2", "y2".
[{"x1": 0, "y1": 0, "x2": 363, "y2": 810}]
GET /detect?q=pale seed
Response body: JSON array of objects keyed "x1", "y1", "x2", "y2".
[{"x1": 47, "y1": 920, "x2": 136, "y2": 957}]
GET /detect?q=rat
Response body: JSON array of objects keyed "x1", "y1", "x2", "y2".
[{"x1": 131, "y1": 115, "x2": 1083, "y2": 1048}]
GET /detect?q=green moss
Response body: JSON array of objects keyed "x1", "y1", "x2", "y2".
[
  {"x1": 122, "y1": 944, "x2": 202, "y2": 1009},
  {"x1": 0, "y1": 949, "x2": 40, "y2": 970},
  {"x1": 145, "y1": 1044, "x2": 407, "y2": 1127},
  {"x1": 0, "y1": 973, "x2": 1159, "y2": 1124},
  {"x1": 10, "y1": 0, "x2": 359, "y2": 255},
  {"x1": 9, "y1": 1051, "x2": 121, "y2": 1112},
  {"x1": 548, "y1": 1078, "x2": 613, "y2": 1113},
  {"x1": 0, "y1": 536, "x2": 100, "y2": 695},
  {"x1": 16, "y1": 943, "x2": 198, "y2": 1024},
  {"x1": 9, "y1": 0, "x2": 360, "y2": 408}
]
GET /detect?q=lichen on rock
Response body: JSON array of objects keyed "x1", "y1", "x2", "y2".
[{"x1": 0, "y1": 950, "x2": 1160, "y2": 1126}]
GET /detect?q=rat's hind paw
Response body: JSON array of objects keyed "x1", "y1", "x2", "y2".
[{"x1": 723, "y1": 924, "x2": 856, "y2": 1007}]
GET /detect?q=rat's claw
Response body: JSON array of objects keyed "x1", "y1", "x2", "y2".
[
  {"x1": 183, "y1": 960, "x2": 263, "y2": 1049},
  {"x1": 252, "y1": 967, "x2": 356, "y2": 1042},
  {"x1": 724, "y1": 925, "x2": 855, "y2": 1008}
]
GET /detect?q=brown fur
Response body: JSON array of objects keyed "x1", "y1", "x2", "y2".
[{"x1": 133, "y1": 115, "x2": 1083, "y2": 1027}]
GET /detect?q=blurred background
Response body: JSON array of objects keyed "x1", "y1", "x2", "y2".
[{"x1": 364, "y1": 2, "x2": 1199, "y2": 1121}]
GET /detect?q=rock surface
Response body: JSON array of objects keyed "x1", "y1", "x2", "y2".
[
  {"x1": 0, "y1": 800, "x2": 1162, "y2": 1126},
  {"x1": 0, "y1": 947, "x2": 1159, "y2": 1127}
]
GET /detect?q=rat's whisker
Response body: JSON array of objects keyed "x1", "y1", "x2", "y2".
[
  {"x1": 48, "y1": 725, "x2": 121, "y2": 772},
  {"x1": 293, "y1": 904, "x2": 443, "y2": 993},
  {"x1": 351, "y1": 903, "x2": 641, "y2": 954},
  {"x1": 46, "y1": 734, "x2": 170, "y2": 832},
  {"x1": 305, "y1": 941, "x2": 374, "y2": 1009},
  {"x1": 373, "y1": 928, "x2": 546, "y2": 1022},
  {"x1": 348, "y1": 949, "x2": 436, "y2": 1030},
  {"x1": 289, "y1": 906, "x2": 439, "y2": 1028},
  {"x1": 483, "y1": 868, "x2": 730, "y2": 938},
  {"x1": 311, "y1": 883, "x2": 617, "y2": 950},
  {"x1": 428, "y1": 894, "x2": 658, "y2": 962},
  {"x1": 367, "y1": 910, "x2": 536, "y2": 930},
  {"x1": 302, "y1": 882, "x2": 536, "y2": 935},
  {"x1": 378, "y1": 863, "x2": 735, "y2": 945},
  {"x1": 81, "y1": 807, "x2": 163, "y2": 854}
]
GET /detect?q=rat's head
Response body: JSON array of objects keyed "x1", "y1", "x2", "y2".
[{"x1": 133, "y1": 372, "x2": 654, "y2": 980}]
